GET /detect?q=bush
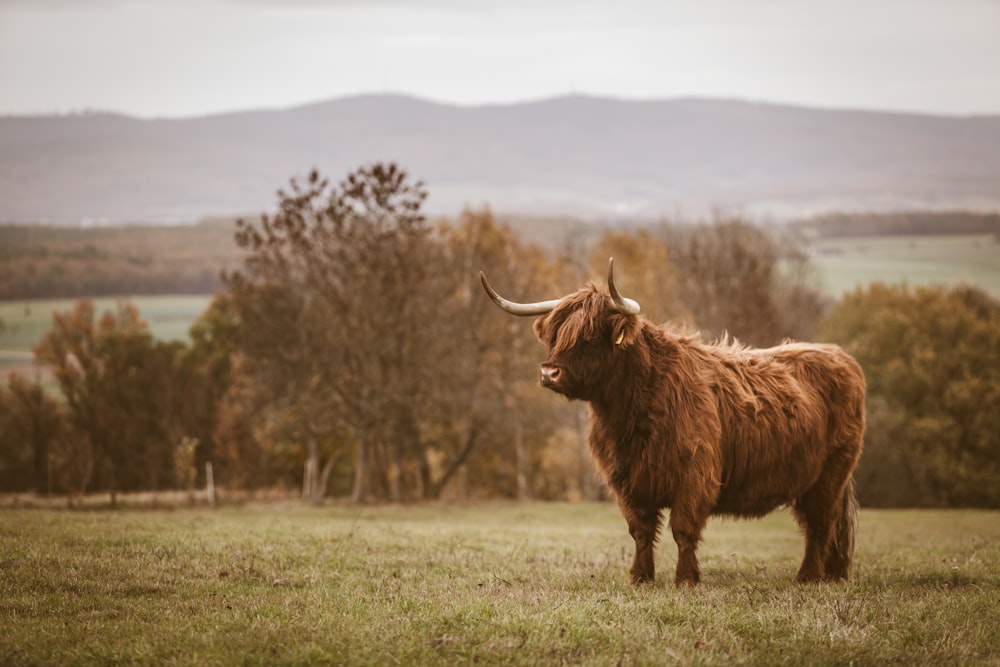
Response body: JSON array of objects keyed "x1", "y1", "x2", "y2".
[{"x1": 823, "y1": 283, "x2": 1000, "y2": 507}]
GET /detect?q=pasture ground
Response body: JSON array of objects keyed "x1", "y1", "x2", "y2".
[
  {"x1": 1, "y1": 502, "x2": 997, "y2": 666},
  {"x1": 808, "y1": 233, "x2": 1000, "y2": 297},
  {"x1": 0, "y1": 294, "x2": 212, "y2": 353},
  {"x1": 0, "y1": 295, "x2": 211, "y2": 386}
]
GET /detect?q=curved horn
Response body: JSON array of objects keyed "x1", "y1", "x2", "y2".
[
  {"x1": 480, "y1": 272, "x2": 563, "y2": 317},
  {"x1": 607, "y1": 257, "x2": 641, "y2": 315}
]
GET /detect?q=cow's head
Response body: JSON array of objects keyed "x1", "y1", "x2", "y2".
[{"x1": 480, "y1": 258, "x2": 642, "y2": 401}]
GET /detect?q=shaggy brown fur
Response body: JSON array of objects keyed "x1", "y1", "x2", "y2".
[{"x1": 531, "y1": 284, "x2": 865, "y2": 586}]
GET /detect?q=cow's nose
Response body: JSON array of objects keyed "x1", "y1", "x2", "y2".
[{"x1": 540, "y1": 365, "x2": 561, "y2": 385}]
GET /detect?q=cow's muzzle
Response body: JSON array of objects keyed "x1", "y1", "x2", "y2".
[{"x1": 539, "y1": 364, "x2": 563, "y2": 391}]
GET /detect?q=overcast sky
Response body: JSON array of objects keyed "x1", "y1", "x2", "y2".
[{"x1": 1, "y1": 0, "x2": 998, "y2": 118}]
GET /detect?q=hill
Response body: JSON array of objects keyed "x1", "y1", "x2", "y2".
[
  {"x1": 2, "y1": 94, "x2": 1000, "y2": 224},
  {"x1": 0, "y1": 220, "x2": 243, "y2": 299}
]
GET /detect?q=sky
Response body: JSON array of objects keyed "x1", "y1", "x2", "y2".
[{"x1": 1, "y1": 0, "x2": 999, "y2": 118}]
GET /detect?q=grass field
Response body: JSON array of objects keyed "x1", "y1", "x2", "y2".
[
  {"x1": 0, "y1": 295, "x2": 212, "y2": 372},
  {"x1": 1, "y1": 502, "x2": 997, "y2": 666},
  {"x1": 809, "y1": 233, "x2": 1000, "y2": 297}
]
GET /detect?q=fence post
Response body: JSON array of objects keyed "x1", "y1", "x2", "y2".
[{"x1": 205, "y1": 462, "x2": 216, "y2": 507}]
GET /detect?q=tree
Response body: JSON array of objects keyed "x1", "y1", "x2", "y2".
[
  {"x1": 226, "y1": 164, "x2": 444, "y2": 501},
  {"x1": 588, "y1": 228, "x2": 689, "y2": 326},
  {"x1": 823, "y1": 283, "x2": 1000, "y2": 507},
  {"x1": 182, "y1": 292, "x2": 242, "y2": 488},
  {"x1": 3, "y1": 372, "x2": 64, "y2": 494},
  {"x1": 225, "y1": 177, "x2": 583, "y2": 502},
  {"x1": 435, "y1": 208, "x2": 570, "y2": 500},
  {"x1": 664, "y1": 217, "x2": 825, "y2": 346},
  {"x1": 211, "y1": 354, "x2": 274, "y2": 491},
  {"x1": 0, "y1": 383, "x2": 34, "y2": 493},
  {"x1": 33, "y1": 300, "x2": 192, "y2": 503}
]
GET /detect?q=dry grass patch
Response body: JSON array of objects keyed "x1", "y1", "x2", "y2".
[{"x1": 1, "y1": 502, "x2": 997, "y2": 665}]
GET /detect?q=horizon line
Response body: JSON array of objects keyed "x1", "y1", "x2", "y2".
[{"x1": 3, "y1": 90, "x2": 999, "y2": 122}]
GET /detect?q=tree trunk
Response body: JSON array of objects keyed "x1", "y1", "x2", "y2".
[
  {"x1": 419, "y1": 450, "x2": 433, "y2": 500},
  {"x1": 456, "y1": 464, "x2": 467, "y2": 501},
  {"x1": 108, "y1": 462, "x2": 118, "y2": 509},
  {"x1": 318, "y1": 449, "x2": 343, "y2": 499},
  {"x1": 304, "y1": 434, "x2": 320, "y2": 502},
  {"x1": 351, "y1": 437, "x2": 367, "y2": 503},
  {"x1": 516, "y1": 421, "x2": 531, "y2": 501},
  {"x1": 369, "y1": 439, "x2": 390, "y2": 500},
  {"x1": 302, "y1": 457, "x2": 315, "y2": 500},
  {"x1": 388, "y1": 456, "x2": 401, "y2": 503},
  {"x1": 205, "y1": 461, "x2": 215, "y2": 506},
  {"x1": 33, "y1": 425, "x2": 48, "y2": 496},
  {"x1": 426, "y1": 425, "x2": 478, "y2": 500}
]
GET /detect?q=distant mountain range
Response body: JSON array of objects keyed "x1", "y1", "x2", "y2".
[{"x1": 2, "y1": 94, "x2": 999, "y2": 224}]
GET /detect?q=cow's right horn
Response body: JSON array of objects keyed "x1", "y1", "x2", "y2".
[
  {"x1": 608, "y1": 257, "x2": 641, "y2": 315},
  {"x1": 480, "y1": 272, "x2": 562, "y2": 316}
]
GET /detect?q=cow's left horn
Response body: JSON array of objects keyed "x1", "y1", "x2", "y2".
[
  {"x1": 608, "y1": 257, "x2": 641, "y2": 315},
  {"x1": 480, "y1": 272, "x2": 563, "y2": 316}
]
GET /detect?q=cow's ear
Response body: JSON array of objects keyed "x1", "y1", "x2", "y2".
[{"x1": 612, "y1": 317, "x2": 639, "y2": 348}]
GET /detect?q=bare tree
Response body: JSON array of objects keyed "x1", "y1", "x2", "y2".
[
  {"x1": 227, "y1": 164, "x2": 470, "y2": 501},
  {"x1": 665, "y1": 217, "x2": 825, "y2": 346}
]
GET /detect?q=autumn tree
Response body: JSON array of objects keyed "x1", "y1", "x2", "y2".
[
  {"x1": 1, "y1": 372, "x2": 65, "y2": 494},
  {"x1": 33, "y1": 300, "x2": 194, "y2": 503},
  {"x1": 226, "y1": 163, "x2": 469, "y2": 502},
  {"x1": 0, "y1": 380, "x2": 40, "y2": 493},
  {"x1": 223, "y1": 162, "x2": 593, "y2": 503},
  {"x1": 181, "y1": 292, "x2": 243, "y2": 488},
  {"x1": 436, "y1": 208, "x2": 574, "y2": 500},
  {"x1": 211, "y1": 354, "x2": 274, "y2": 491},
  {"x1": 664, "y1": 217, "x2": 825, "y2": 346},
  {"x1": 823, "y1": 283, "x2": 1000, "y2": 507},
  {"x1": 588, "y1": 228, "x2": 689, "y2": 327}
]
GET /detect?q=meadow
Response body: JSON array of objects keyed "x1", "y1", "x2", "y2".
[
  {"x1": 0, "y1": 295, "x2": 212, "y2": 380},
  {"x1": 1, "y1": 502, "x2": 997, "y2": 666},
  {"x1": 808, "y1": 233, "x2": 1000, "y2": 297}
]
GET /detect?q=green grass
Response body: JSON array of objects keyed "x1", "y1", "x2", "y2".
[
  {"x1": 0, "y1": 295, "x2": 211, "y2": 366},
  {"x1": 1, "y1": 502, "x2": 998, "y2": 665},
  {"x1": 810, "y1": 233, "x2": 1000, "y2": 297}
]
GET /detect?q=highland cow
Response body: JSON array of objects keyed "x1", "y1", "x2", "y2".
[{"x1": 480, "y1": 259, "x2": 865, "y2": 586}]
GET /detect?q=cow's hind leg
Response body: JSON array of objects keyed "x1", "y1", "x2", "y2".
[
  {"x1": 824, "y1": 477, "x2": 859, "y2": 580},
  {"x1": 792, "y1": 492, "x2": 835, "y2": 582},
  {"x1": 619, "y1": 503, "x2": 662, "y2": 585},
  {"x1": 792, "y1": 451, "x2": 857, "y2": 583}
]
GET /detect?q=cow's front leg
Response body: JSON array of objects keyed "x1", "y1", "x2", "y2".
[{"x1": 620, "y1": 504, "x2": 662, "y2": 584}]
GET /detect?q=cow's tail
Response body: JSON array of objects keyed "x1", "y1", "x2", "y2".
[{"x1": 829, "y1": 476, "x2": 859, "y2": 580}]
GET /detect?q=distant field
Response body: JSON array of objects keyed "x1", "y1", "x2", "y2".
[
  {"x1": 2, "y1": 233, "x2": 998, "y2": 365},
  {"x1": 0, "y1": 502, "x2": 997, "y2": 665},
  {"x1": 0, "y1": 295, "x2": 211, "y2": 370},
  {"x1": 809, "y1": 233, "x2": 1000, "y2": 296}
]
